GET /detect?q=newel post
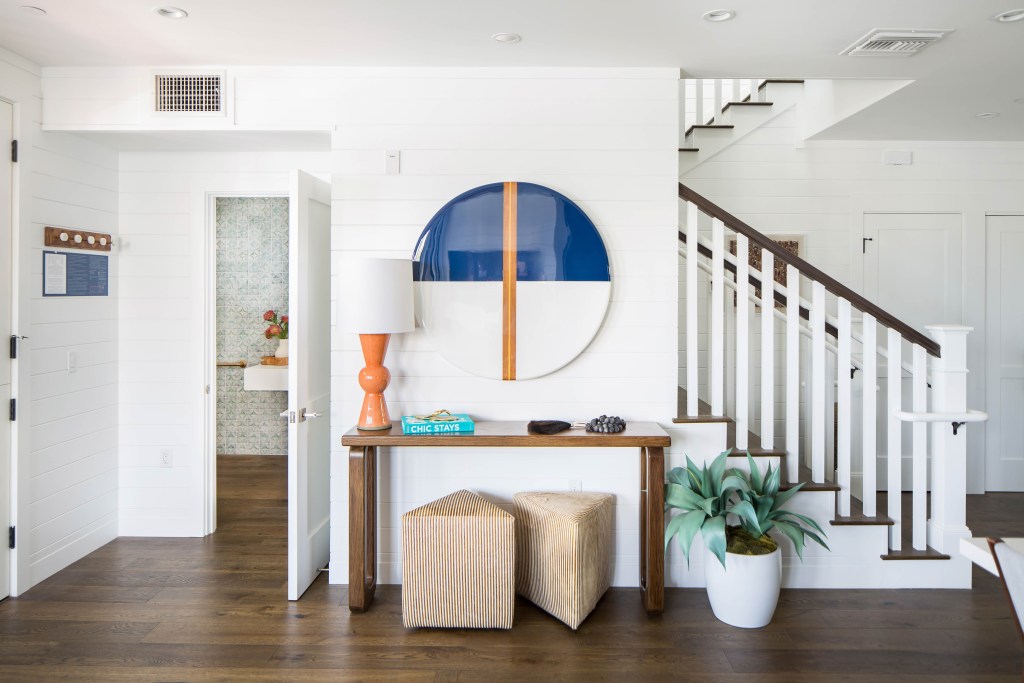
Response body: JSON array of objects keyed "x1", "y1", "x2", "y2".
[{"x1": 925, "y1": 324, "x2": 972, "y2": 554}]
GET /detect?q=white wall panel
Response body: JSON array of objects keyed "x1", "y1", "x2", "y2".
[{"x1": 330, "y1": 68, "x2": 679, "y2": 588}]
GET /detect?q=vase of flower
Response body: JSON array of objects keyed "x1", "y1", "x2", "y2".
[{"x1": 263, "y1": 309, "x2": 289, "y2": 359}]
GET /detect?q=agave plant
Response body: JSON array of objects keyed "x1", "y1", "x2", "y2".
[
  {"x1": 665, "y1": 450, "x2": 830, "y2": 568},
  {"x1": 732, "y1": 453, "x2": 830, "y2": 560},
  {"x1": 664, "y1": 450, "x2": 749, "y2": 567}
]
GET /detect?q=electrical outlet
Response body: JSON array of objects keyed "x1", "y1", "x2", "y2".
[
  {"x1": 568, "y1": 479, "x2": 582, "y2": 492},
  {"x1": 67, "y1": 351, "x2": 77, "y2": 374},
  {"x1": 160, "y1": 449, "x2": 173, "y2": 468}
]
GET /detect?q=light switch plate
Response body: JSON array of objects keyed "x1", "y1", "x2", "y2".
[{"x1": 385, "y1": 150, "x2": 401, "y2": 175}]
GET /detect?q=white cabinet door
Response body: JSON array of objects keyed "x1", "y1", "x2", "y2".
[
  {"x1": 287, "y1": 170, "x2": 332, "y2": 600},
  {"x1": 986, "y1": 215, "x2": 1024, "y2": 491}
]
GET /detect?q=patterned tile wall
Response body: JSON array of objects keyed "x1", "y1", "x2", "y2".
[{"x1": 216, "y1": 197, "x2": 289, "y2": 455}]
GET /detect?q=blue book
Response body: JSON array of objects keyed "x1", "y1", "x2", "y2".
[{"x1": 401, "y1": 413, "x2": 475, "y2": 435}]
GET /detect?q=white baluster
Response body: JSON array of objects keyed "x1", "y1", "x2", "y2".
[
  {"x1": 694, "y1": 79, "x2": 705, "y2": 129},
  {"x1": 735, "y1": 234, "x2": 750, "y2": 450},
  {"x1": 686, "y1": 202, "x2": 699, "y2": 417},
  {"x1": 747, "y1": 78, "x2": 759, "y2": 102},
  {"x1": 760, "y1": 250, "x2": 775, "y2": 450},
  {"x1": 710, "y1": 218, "x2": 725, "y2": 415},
  {"x1": 730, "y1": 79, "x2": 740, "y2": 105},
  {"x1": 836, "y1": 298, "x2": 852, "y2": 517},
  {"x1": 912, "y1": 344, "x2": 928, "y2": 551},
  {"x1": 861, "y1": 314, "x2": 878, "y2": 516},
  {"x1": 785, "y1": 264, "x2": 800, "y2": 483},
  {"x1": 887, "y1": 329, "x2": 903, "y2": 551},
  {"x1": 811, "y1": 282, "x2": 826, "y2": 482},
  {"x1": 713, "y1": 79, "x2": 724, "y2": 124}
]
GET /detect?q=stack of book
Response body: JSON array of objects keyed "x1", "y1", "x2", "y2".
[{"x1": 401, "y1": 412, "x2": 475, "y2": 435}]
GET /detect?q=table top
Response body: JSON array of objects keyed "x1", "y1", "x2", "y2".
[
  {"x1": 341, "y1": 420, "x2": 671, "y2": 448},
  {"x1": 959, "y1": 536, "x2": 1024, "y2": 576}
]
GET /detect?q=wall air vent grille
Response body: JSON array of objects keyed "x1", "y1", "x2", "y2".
[
  {"x1": 154, "y1": 74, "x2": 222, "y2": 112},
  {"x1": 841, "y1": 29, "x2": 952, "y2": 57}
]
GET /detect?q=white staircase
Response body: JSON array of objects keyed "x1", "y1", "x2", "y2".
[{"x1": 668, "y1": 79, "x2": 983, "y2": 589}]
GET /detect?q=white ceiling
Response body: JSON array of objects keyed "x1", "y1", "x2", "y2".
[{"x1": 1, "y1": 0, "x2": 1023, "y2": 140}]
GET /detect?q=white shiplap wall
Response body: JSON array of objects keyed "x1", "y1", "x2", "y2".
[
  {"x1": 1, "y1": 47, "x2": 120, "y2": 594},
  {"x1": 118, "y1": 150, "x2": 330, "y2": 536},
  {"x1": 681, "y1": 107, "x2": 1024, "y2": 492},
  {"x1": 329, "y1": 68, "x2": 680, "y2": 586}
]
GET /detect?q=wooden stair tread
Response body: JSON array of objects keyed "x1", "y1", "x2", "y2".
[
  {"x1": 674, "y1": 387, "x2": 731, "y2": 423},
  {"x1": 758, "y1": 79, "x2": 805, "y2": 88},
  {"x1": 678, "y1": 147, "x2": 700, "y2": 152},
  {"x1": 721, "y1": 101, "x2": 773, "y2": 112},
  {"x1": 831, "y1": 491, "x2": 894, "y2": 526},
  {"x1": 780, "y1": 465, "x2": 840, "y2": 493},
  {"x1": 683, "y1": 123, "x2": 735, "y2": 137},
  {"x1": 881, "y1": 546, "x2": 951, "y2": 561},
  {"x1": 725, "y1": 421, "x2": 785, "y2": 458}
]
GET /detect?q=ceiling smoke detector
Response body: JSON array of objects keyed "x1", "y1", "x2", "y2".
[
  {"x1": 491, "y1": 33, "x2": 522, "y2": 44},
  {"x1": 840, "y1": 28, "x2": 953, "y2": 57}
]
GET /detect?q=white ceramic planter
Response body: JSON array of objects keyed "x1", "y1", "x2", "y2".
[
  {"x1": 704, "y1": 544, "x2": 782, "y2": 628},
  {"x1": 275, "y1": 338, "x2": 289, "y2": 358}
]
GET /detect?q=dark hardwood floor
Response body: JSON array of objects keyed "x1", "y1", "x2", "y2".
[{"x1": 0, "y1": 455, "x2": 1021, "y2": 681}]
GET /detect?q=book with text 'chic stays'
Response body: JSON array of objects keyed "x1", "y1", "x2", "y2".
[{"x1": 401, "y1": 413, "x2": 475, "y2": 435}]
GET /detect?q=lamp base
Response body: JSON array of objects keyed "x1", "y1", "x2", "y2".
[{"x1": 356, "y1": 333, "x2": 393, "y2": 431}]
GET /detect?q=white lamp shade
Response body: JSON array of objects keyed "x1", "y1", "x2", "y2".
[{"x1": 338, "y1": 257, "x2": 415, "y2": 333}]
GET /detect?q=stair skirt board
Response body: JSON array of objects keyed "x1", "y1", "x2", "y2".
[{"x1": 662, "y1": 424, "x2": 970, "y2": 589}]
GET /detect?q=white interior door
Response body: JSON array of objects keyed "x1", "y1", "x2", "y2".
[
  {"x1": 986, "y1": 215, "x2": 1024, "y2": 491},
  {"x1": 863, "y1": 212, "x2": 962, "y2": 489},
  {"x1": 0, "y1": 99, "x2": 13, "y2": 601},
  {"x1": 287, "y1": 170, "x2": 332, "y2": 600}
]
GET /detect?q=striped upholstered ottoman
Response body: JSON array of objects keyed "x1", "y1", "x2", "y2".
[
  {"x1": 401, "y1": 489, "x2": 515, "y2": 629},
  {"x1": 513, "y1": 491, "x2": 614, "y2": 630}
]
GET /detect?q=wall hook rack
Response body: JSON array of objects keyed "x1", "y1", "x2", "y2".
[{"x1": 44, "y1": 226, "x2": 114, "y2": 252}]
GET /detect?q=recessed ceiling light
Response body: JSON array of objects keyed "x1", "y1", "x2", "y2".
[
  {"x1": 702, "y1": 9, "x2": 736, "y2": 22},
  {"x1": 975, "y1": 112, "x2": 1000, "y2": 118},
  {"x1": 993, "y1": 8, "x2": 1024, "y2": 22},
  {"x1": 491, "y1": 33, "x2": 521, "y2": 44},
  {"x1": 19, "y1": 5, "x2": 47, "y2": 15},
  {"x1": 153, "y1": 6, "x2": 188, "y2": 19}
]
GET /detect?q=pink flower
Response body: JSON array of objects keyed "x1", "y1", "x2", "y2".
[
  {"x1": 263, "y1": 310, "x2": 275, "y2": 321},
  {"x1": 265, "y1": 324, "x2": 282, "y2": 339},
  {"x1": 280, "y1": 315, "x2": 288, "y2": 324}
]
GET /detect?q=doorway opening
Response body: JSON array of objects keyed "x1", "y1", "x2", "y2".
[{"x1": 209, "y1": 196, "x2": 290, "y2": 534}]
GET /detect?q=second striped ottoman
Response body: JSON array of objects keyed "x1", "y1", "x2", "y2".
[
  {"x1": 401, "y1": 489, "x2": 515, "y2": 629},
  {"x1": 513, "y1": 491, "x2": 614, "y2": 630}
]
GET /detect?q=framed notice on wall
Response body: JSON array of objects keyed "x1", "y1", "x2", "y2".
[{"x1": 43, "y1": 250, "x2": 109, "y2": 297}]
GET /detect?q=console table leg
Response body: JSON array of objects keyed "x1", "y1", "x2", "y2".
[
  {"x1": 348, "y1": 445, "x2": 378, "y2": 612},
  {"x1": 640, "y1": 446, "x2": 665, "y2": 614}
]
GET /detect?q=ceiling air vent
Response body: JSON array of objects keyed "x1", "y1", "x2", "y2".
[
  {"x1": 154, "y1": 73, "x2": 223, "y2": 113},
  {"x1": 840, "y1": 29, "x2": 953, "y2": 57}
]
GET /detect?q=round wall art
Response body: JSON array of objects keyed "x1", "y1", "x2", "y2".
[{"x1": 413, "y1": 182, "x2": 611, "y2": 381}]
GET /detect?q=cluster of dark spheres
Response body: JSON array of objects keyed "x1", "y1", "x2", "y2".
[{"x1": 586, "y1": 415, "x2": 626, "y2": 433}]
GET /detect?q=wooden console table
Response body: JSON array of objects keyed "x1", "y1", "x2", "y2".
[{"x1": 341, "y1": 421, "x2": 671, "y2": 615}]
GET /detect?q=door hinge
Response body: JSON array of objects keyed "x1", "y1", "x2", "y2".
[
  {"x1": 8, "y1": 526, "x2": 14, "y2": 550},
  {"x1": 862, "y1": 237, "x2": 873, "y2": 254},
  {"x1": 11, "y1": 139, "x2": 17, "y2": 163},
  {"x1": 9, "y1": 398, "x2": 15, "y2": 421},
  {"x1": 9, "y1": 335, "x2": 15, "y2": 360}
]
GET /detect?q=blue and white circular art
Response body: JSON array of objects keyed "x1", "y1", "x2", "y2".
[{"x1": 413, "y1": 182, "x2": 611, "y2": 381}]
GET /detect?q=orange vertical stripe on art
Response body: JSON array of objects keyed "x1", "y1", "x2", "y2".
[{"x1": 502, "y1": 182, "x2": 518, "y2": 381}]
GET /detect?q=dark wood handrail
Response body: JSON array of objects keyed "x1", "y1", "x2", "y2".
[{"x1": 679, "y1": 183, "x2": 941, "y2": 358}]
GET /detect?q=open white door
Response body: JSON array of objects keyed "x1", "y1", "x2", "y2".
[
  {"x1": 1, "y1": 99, "x2": 14, "y2": 600},
  {"x1": 287, "y1": 170, "x2": 332, "y2": 600}
]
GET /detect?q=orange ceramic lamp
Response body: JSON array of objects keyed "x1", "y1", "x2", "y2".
[{"x1": 341, "y1": 258, "x2": 415, "y2": 431}]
